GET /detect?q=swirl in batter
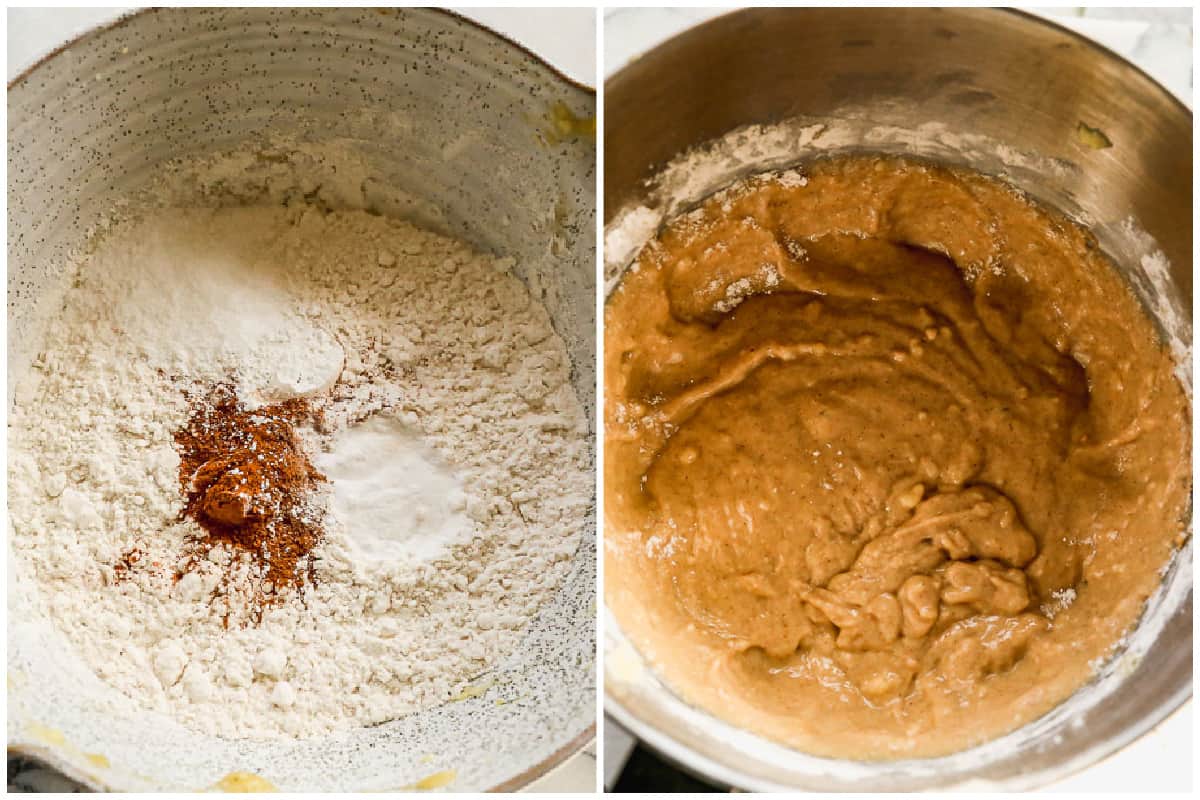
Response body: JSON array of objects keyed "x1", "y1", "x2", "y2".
[{"x1": 604, "y1": 156, "x2": 1189, "y2": 759}]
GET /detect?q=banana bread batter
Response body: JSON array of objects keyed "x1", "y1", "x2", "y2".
[{"x1": 604, "y1": 156, "x2": 1190, "y2": 759}]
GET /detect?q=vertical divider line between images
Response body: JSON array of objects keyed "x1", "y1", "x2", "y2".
[{"x1": 593, "y1": 4, "x2": 608, "y2": 794}]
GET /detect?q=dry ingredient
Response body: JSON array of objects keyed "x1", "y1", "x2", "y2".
[
  {"x1": 8, "y1": 199, "x2": 590, "y2": 739},
  {"x1": 174, "y1": 384, "x2": 326, "y2": 621},
  {"x1": 314, "y1": 414, "x2": 475, "y2": 564}
]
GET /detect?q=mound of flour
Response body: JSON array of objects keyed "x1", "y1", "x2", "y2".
[{"x1": 7, "y1": 202, "x2": 590, "y2": 738}]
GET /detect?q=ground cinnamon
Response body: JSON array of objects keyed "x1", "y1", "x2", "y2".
[
  {"x1": 112, "y1": 547, "x2": 143, "y2": 583},
  {"x1": 173, "y1": 383, "x2": 326, "y2": 615}
]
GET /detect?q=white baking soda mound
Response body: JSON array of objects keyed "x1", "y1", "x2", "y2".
[{"x1": 316, "y1": 413, "x2": 473, "y2": 564}]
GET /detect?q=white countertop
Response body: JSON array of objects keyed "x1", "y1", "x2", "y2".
[{"x1": 602, "y1": 5, "x2": 1192, "y2": 794}]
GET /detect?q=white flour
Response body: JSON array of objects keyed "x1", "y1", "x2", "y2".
[{"x1": 8, "y1": 201, "x2": 590, "y2": 739}]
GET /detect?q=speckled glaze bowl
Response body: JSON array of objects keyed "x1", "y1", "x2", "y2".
[
  {"x1": 8, "y1": 8, "x2": 595, "y2": 792},
  {"x1": 604, "y1": 7, "x2": 1190, "y2": 792}
]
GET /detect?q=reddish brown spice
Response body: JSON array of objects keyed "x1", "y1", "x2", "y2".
[
  {"x1": 112, "y1": 547, "x2": 143, "y2": 582},
  {"x1": 173, "y1": 383, "x2": 326, "y2": 615}
]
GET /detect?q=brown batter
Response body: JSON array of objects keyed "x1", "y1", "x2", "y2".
[{"x1": 604, "y1": 156, "x2": 1190, "y2": 759}]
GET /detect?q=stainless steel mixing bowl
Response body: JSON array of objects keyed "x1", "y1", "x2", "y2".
[
  {"x1": 604, "y1": 8, "x2": 1191, "y2": 791},
  {"x1": 8, "y1": 7, "x2": 595, "y2": 792}
]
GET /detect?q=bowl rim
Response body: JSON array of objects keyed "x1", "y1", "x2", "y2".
[
  {"x1": 8, "y1": 6, "x2": 596, "y2": 95},
  {"x1": 605, "y1": 6, "x2": 1189, "y2": 136},
  {"x1": 602, "y1": 5, "x2": 1192, "y2": 791},
  {"x1": 7, "y1": 5, "x2": 596, "y2": 793}
]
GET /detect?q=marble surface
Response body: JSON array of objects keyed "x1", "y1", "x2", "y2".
[
  {"x1": 6, "y1": 6, "x2": 596, "y2": 794},
  {"x1": 602, "y1": 5, "x2": 1192, "y2": 794}
]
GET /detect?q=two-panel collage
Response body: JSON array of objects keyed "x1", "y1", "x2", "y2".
[{"x1": 4, "y1": 4, "x2": 1193, "y2": 795}]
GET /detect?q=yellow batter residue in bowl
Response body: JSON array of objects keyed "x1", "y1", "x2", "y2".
[
  {"x1": 413, "y1": 769, "x2": 457, "y2": 790},
  {"x1": 215, "y1": 771, "x2": 277, "y2": 792}
]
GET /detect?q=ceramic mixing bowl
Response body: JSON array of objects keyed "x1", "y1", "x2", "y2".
[
  {"x1": 604, "y1": 7, "x2": 1191, "y2": 791},
  {"x1": 8, "y1": 7, "x2": 595, "y2": 792}
]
